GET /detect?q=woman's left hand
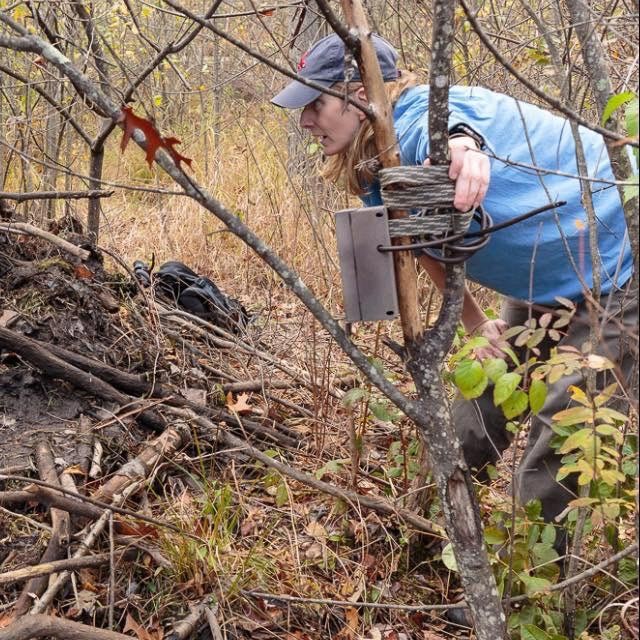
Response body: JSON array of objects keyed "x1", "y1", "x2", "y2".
[{"x1": 424, "y1": 136, "x2": 490, "y2": 212}]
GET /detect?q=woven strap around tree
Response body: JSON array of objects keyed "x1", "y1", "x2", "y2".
[{"x1": 379, "y1": 165, "x2": 473, "y2": 237}]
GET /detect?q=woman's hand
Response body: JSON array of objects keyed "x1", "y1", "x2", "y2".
[
  {"x1": 424, "y1": 135, "x2": 490, "y2": 212},
  {"x1": 471, "y1": 318, "x2": 509, "y2": 360}
]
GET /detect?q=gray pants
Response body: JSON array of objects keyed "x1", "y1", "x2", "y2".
[{"x1": 453, "y1": 283, "x2": 637, "y2": 526}]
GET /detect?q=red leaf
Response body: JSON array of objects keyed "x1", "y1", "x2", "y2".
[
  {"x1": 119, "y1": 106, "x2": 192, "y2": 170},
  {"x1": 163, "y1": 136, "x2": 193, "y2": 170},
  {"x1": 259, "y1": 8, "x2": 275, "y2": 15},
  {"x1": 115, "y1": 518, "x2": 158, "y2": 539},
  {"x1": 74, "y1": 265, "x2": 93, "y2": 280}
]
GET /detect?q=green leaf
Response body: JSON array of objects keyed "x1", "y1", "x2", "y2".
[
  {"x1": 275, "y1": 482, "x2": 289, "y2": 507},
  {"x1": 598, "y1": 407, "x2": 629, "y2": 423},
  {"x1": 502, "y1": 324, "x2": 527, "y2": 340},
  {"x1": 483, "y1": 357, "x2": 508, "y2": 383},
  {"x1": 601, "y1": 91, "x2": 635, "y2": 125},
  {"x1": 529, "y1": 379, "x2": 548, "y2": 415},
  {"x1": 526, "y1": 328, "x2": 547, "y2": 348},
  {"x1": 454, "y1": 359, "x2": 489, "y2": 399},
  {"x1": 484, "y1": 526, "x2": 507, "y2": 544},
  {"x1": 541, "y1": 523, "x2": 557, "y2": 545},
  {"x1": 502, "y1": 389, "x2": 529, "y2": 419},
  {"x1": 518, "y1": 574, "x2": 552, "y2": 596},
  {"x1": 441, "y1": 542, "x2": 458, "y2": 571},
  {"x1": 524, "y1": 499, "x2": 542, "y2": 520},
  {"x1": 451, "y1": 336, "x2": 490, "y2": 363},
  {"x1": 558, "y1": 428, "x2": 594, "y2": 454},
  {"x1": 623, "y1": 182, "x2": 638, "y2": 203},
  {"x1": 521, "y1": 625, "x2": 564, "y2": 640},
  {"x1": 626, "y1": 96, "x2": 639, "y2": 137},
  {"x1": 494, "y1": 372, "x2": 522, "y2": 406},
  {"x1": 532, "y1": 542, "x2": 559, "y2": 565},
  {"x1": 618, "y1": 557, "x2": 638, "y2": 584},
  {"x1": 595, "y1": 423, "x2": 624, "y2": 444},
  {"x1": 369, "y1": 401, "x2": 399, "y2": 422},
  {"x1": 342, "y1": 387, "x2": 368, "y2": 408},
  {"x1": 600, "y1": 468, "x2": 626, "y2": 484},
  {"x1": 552, "y1": 406, "x2": 593, "y2": 427}
]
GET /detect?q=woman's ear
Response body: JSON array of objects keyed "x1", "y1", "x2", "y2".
[{"x1": 354, "y1": 86, "x2": 368, "y2": 121}]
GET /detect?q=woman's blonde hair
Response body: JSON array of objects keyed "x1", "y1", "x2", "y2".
[{"x1": 321, "y1": 71, "x2": 418, "y2": 195}]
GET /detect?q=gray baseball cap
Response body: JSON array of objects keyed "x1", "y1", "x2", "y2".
[{"x1": 271, "y1": 33, "x2": 399, "y2": 109}]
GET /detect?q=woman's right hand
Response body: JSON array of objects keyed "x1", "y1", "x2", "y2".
[
  {"x1": 447, "y1": 136, "x2": 490, "y2": 212},
  {"x1": 472, "y1": 318, "x2": 509, "y2": 360}
]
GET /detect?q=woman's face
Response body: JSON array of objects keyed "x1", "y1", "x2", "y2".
[{"x1": 299, "y1": 89, "x2": 367, "y2": 156}]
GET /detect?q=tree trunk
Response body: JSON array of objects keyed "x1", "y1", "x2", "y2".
[
  {"x1": 328, "y1": 1, "x2": 507, "y2": 636},
  {"x1": 564, "y1": 0, "x2": 639, "y2": 274}
]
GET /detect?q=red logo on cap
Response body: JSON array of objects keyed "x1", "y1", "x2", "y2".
[{"x1": 297, "y1": 51, "x2": 308, "y2": 71}]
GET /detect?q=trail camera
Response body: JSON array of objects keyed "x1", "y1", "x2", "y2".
[{"x1": 335, "y1": 206, "x2": 399, "y2": 323}]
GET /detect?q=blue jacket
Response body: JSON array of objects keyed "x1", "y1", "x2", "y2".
[{"x1": 361, "y1": 85, "x2": 634, "y2": 304}]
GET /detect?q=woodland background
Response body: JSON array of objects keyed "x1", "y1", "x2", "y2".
[{"x1": 0, "y1": 1, "x2": 638, "y2": 640}]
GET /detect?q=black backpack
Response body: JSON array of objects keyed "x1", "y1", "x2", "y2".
[{"x1": 133, "y1": 260, "x2": 248, "y2": 333}]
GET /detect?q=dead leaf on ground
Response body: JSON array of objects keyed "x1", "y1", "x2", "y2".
[
  {"x1": 305, "y1": 520, "x2": 327, "y2": 540},
  {"x1": 334, "y1": 606, "x2": 359, "y2": 639},
  {"x1": 66, "y1": 588, "x2": 100, "y2": 618},
  {"x1": 123, "y1": 612, "x2": 163, "y2": 640},
  {"x1": 74, "y1": 264, "x2": 94, "y2": 279},
  {"x1": 226, "y1": 391, "x2": 253, "y2": 414},
  {"x1": 183, "y1": 387, "x2": 207, "y2": 404},
  {"x1": 0, "y1": 613, "x2": 14, "y2": 629},
  {"x1": 240, "y1": 507, "x2": 265, "y2": 536},
  {"x1": 0, "y1": 309, "x2": 19, "y2": 328}
]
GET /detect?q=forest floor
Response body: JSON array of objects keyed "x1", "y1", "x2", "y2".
[{"x1": 0, "y1": 219, "x2": 636, "y2": 640}]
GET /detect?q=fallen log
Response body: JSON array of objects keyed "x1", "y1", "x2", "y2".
[
  {"x1": 0, "y1": 222, "x2": 91, "y2": 260},
  {"x1": 34, "y1": 440, "x2": 70, "y2": 546},
  {"x1": 0, "y1": 614, "x2": 134, "y2": 640},
  {"x1": 91, "y1": 421, "x2": 190, "y2": 504},
  {"x1": 12, "y1": 441, "x2": 70, "y2": 617}
]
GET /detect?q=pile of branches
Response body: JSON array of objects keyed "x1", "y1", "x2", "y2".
[{"x1": 0, "y1": 221, "x2": 446, "y2": 639}]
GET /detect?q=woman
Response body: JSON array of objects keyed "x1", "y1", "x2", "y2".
[{"x1": 271, "y1": 33, "x2": 636, "y2": 539}]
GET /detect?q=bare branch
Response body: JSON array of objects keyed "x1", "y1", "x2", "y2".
[{"x1": 0, "y1": 190, "x2": 113, "y2": 202}]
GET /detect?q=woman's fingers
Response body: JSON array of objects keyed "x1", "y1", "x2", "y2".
[
  {"x1": 448, "y1": 137, "x2": 490, "y2": 212},
  {"x1": 473, "y1": 319, "x2": 509, "y2": 360},
  {"x1": 423, "y1": 137, "x2": 490, "y2": 211}
]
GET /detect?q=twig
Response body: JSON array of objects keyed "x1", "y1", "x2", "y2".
[
  {"x1": 204, "y1": 604, "x2": 224, "y2": 640},
  {"x1": 221, "y1": 379, "x2": 300, "y2": 393},
  {"x1": 0, "y1": 549, "x2": 138, "y2": 586},
  {"x1": 0, "y1": 222, "x2": 90, "y2": 260},
  {"x1": 91, "y1": 421, "x2": 190, "y2": 504},
  {"x1": 166, "y1": 406, "x2": 441, "y2": 537},
  {"x1": 12, "y1": 441, "x2": 69, "y2": 616},
  {"x1": 0, "y1": 476, "x2": 203, "y2": 542},
  {"x1": 166, "y1": 600, "x2": 209, "y2": 640},
  {"x1": 0, "y1": 506, "x2": 51, "y2": 532},
  {"x1": 0, "y1": 190, "x2": 114, "y2": 202},
  {"x1": 30, "y1": 509, "x2": 112, "y2": 613},
  {"x1": 35, "y1": 440, "x2": 70, "y2": 546},
  {"x1": 243, "y1": 589, "x2": 466, "y2": 611},
  {"x1": 243, "y1": 542, "x2": 639, "y2": 611}
]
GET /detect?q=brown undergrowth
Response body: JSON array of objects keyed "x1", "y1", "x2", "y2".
[{"x1": 0, "y1": 216, "x2": 478, "y2": 640}]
